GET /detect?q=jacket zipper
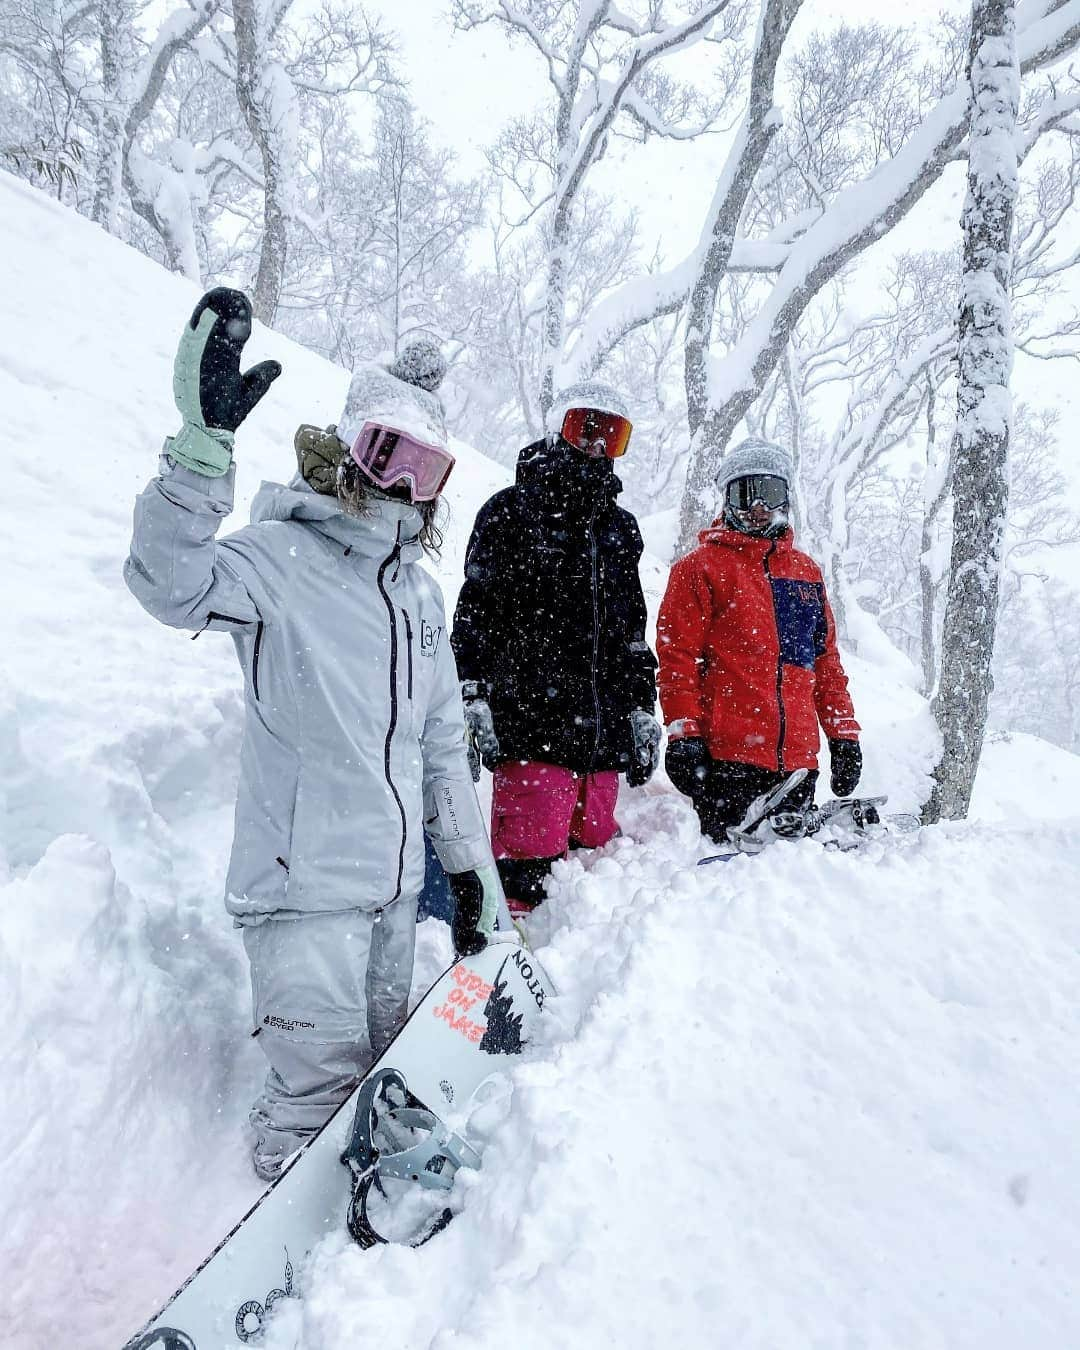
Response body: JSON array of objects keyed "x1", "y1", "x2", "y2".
[
  {"x1": 251, "y1": 620, "x2": 264, "y2": 702},
  {"x1": 587, "y1": 505, "x2": 603, "y2": 767},
  {"x1": 191, "y1": 609, "x2": 252, "y2": 639},
  {"x1": 401, "y1": 607, "x2": 414, "y2": 699},
  {"x1": 376, "y1": 532, "x2": 407, "y2": 903},
  {"x1": 762, "y1": 542, "x2": 786, "y2": 772}
]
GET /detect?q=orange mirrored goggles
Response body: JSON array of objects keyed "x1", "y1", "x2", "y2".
[{"x1": 560, "y1": 406, "x2": 633, "y2": 459}]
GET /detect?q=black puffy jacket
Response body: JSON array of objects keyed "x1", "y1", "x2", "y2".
[{"x1": 451, "y1": 437, "x2": 657, "y2": 774}]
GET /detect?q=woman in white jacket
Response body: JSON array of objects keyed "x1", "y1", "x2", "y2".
[{"x1": 125, "y1": 288, "x2": 500, "y2": 1180}]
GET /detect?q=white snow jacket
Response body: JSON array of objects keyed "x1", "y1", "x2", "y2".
[{"x1": 125, "y1": 458, "x2": 492, "y2": 922}]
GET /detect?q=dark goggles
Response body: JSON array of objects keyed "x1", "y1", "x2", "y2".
[
  {"x1": 560, "y1": 406, "x2": 633, "y2": 459},
  {"x1": 726, "y1": 474, "x2": 789, "y2": 511}
]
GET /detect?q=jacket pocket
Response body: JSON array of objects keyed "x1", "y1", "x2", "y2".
[
  {"x1": 400, "y1": 607, "x2": 414, "y2": 700},
  {"x1": 251, "y1": 620, "x2": 265, "y2": 701}
]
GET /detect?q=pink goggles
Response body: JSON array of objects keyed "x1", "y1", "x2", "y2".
[{"x1": 349, "y1": 420, "x2": 456, "y2": 502}]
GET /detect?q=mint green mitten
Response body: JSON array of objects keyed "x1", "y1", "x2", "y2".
[{"x1": 166, "y1": 288, "x2": 281, "y2": 476}]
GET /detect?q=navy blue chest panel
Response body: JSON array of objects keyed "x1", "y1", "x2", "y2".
[{"x1": 769, "y1": 576, "x2": 827, "y2": 671}]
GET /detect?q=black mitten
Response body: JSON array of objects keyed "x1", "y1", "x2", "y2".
[
  {"x1": 829, "y1": 738, "x2": 862, "y2": 797},
  {"x1": 665, "y1": 736, "x2": 712, "y2": 799}
]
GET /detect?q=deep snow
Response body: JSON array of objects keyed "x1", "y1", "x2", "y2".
[{"x1": 3, "y1": 170, "x2": 1080, "y2": 1350}]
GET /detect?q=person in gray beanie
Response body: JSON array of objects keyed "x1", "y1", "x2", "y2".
[
  {"x1": 657, "y1": 436, "x2": 862, "y2": 841},
  {"x1": 125, "y1": 291, "x2": 501, "y2": 1181}
]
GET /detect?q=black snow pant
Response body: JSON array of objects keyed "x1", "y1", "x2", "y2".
[{"x1": 693, "y1": 759, "x2": 818, "y2": 844}]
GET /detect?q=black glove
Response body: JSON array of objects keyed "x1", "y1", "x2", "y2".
[
  {"x1": 168, "y1": 287, "x2": 281, "y2": 476},
  {"x1": 828, "y1": 738, "x2": 862, "y2": 797},
  {"x1": 448, "y1": 865, "x2": 500, "y2": 959},
  {"x1": 664, "y1": 736, "x2": 712, "y2": 799},
  {"x1": 627, "y1": 710, "x2": 661, "y2": 788},
  {"x1": 461, "y1": 682, "x2": 500, "y2": 781}
]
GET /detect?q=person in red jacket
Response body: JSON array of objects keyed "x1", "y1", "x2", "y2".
[{"x1": 657, "y1": 438, "x2": 861, "y2": 843}]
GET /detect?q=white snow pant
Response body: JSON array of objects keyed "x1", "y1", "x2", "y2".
[{"x1": 242, "y1": 899, "x2": 418, "y2": 1166}]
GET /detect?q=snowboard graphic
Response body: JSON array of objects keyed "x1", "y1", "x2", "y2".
[{"x1": 124, "y1": 940, "x2": 554, "y2": 1349}]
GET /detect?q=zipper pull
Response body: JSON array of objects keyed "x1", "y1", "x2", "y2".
[{"x1": 373, "y1": 907, "x2": 383, "y2": 925}]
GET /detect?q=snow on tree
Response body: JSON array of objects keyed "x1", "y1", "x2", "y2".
[
  {"x1": 453, "y1": 0, "x2": 741, "y2": 419},
  {"x1": 924, "y1": 0, "x2": 1021, "y2": 824},
  {"x1": 522, "y1": 0, "x2": 1080, "y2": 554},
  {"x1": 232, "y1": 0, "x2": 394, "y2": 324}
]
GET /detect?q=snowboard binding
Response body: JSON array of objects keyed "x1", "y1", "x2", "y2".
[
  {"x1": 725, "y1": 769, "x2": 811, "y2": 853},
  {"x1": 341, "y1": 1067, "x2": 480, "y2": 1249},
  {"x1": 699, "y1": 771, "x2": 919, "y2": 865}
]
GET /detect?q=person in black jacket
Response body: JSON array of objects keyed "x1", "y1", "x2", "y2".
[{"x1": 452, "y1": 381, "x2": 660, "y2": 915}]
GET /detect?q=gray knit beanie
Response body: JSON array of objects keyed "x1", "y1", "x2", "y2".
[
  {"x1": 716, "y1": 437, "x2": 793, "y2": 494},
  {"x1": 388, "y1": 337, "x2": 447, "y2": 393}
]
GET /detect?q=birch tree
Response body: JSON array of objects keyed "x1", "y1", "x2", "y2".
[
  {"x1": 678, "y1": 0, "x2": 1080, "y2": 554},
  {"x1": 118, "y1": 1, "x2": 226, "y2": 279},
  {"x1": 231, "y1": 0, "x2": 394, "y2": 324},
  {"x1": 91, "y1": 0, "x2": 141, "y2": 232},
  {"x1": 535, "y1": 1, "x2": 1080, "y2": 555},
  {"x1": 924, "y1": 0, "x2": 1021, "y2": 822},
  {"x1": 454, "y1": 0, "x2": 741, "y2": 418}
]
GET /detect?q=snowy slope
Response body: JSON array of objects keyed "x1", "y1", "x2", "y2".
[
  {"x1": 0, "y1": 169, "x2": 510, "y2": 1348},
  {"x1": 3, "y1": 170, "x2": 1080, "y2": 1350}
]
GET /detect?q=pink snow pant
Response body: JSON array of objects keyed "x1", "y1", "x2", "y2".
[{"x1": 491, "y1": 760, "x2": 619, "y2": 864}]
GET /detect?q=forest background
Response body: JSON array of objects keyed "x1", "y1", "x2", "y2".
[{"x1": 5, "y1": 0, "x2": 1080, "y2": 796}]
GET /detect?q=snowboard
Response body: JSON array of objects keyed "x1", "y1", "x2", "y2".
[
  {"x1": 698, "y1": 770, "x2": 920, "y2": 867},
  {"x1": 123, "y1": 938, "x2": 554, "y2": 1350}
]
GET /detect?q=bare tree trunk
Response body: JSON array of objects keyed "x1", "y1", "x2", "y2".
[
  {"x1": 683, "y1": 0, "x2": 802, "y2": 438},
  {"x1": 234, "y1": 0, "x2": 293, "y2": 326},
  {"x1": 676, "y1": 0, "x2": 802, "y2": 551},
  {"x1": 91, "y1": 0, "x2": 130, "y2": 233},
  {"x1": 919, "y1": 376, "x2": 953, "y2": 697},
  {"x1": 919, "y1": 387, "x2": 940, "y2": 697},
  {"x1": 924, "y1": 0, "x2": 1019, "y2": 824}
]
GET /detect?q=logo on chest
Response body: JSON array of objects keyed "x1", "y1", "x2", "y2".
[{"x1": 419, "y1": 618, "x2": 443, "y2": 660}]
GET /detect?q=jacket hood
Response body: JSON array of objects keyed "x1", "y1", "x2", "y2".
[
  {"x1": 698, "y1": 518, "x2": 794, "y2": 551},
  {"x1": 250, "y1": 475, "x2": 425, "y2": 562},
  {"x1": 515, "y1": 435, "x2": 623, "y2": 509}
]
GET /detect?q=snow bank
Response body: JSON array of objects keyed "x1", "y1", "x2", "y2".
[
  {"x1": 3, "y1": 168, "x2": 1080, "y2": 1350},
  {"x1": 269, "y1": 799, "x2": 1080, "y2": 1350}
]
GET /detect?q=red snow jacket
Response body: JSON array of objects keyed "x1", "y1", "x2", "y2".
[{"x1": 657, "y1": 523, "x2": 859, "y2": 772}]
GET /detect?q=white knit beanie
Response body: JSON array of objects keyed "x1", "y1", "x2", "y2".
[
  {"x1": 546, "y1": 380, "x2": 632, "y2": 437},
  {"x1": 337, "y1": 362, "x2": 447, "y2": 449}
]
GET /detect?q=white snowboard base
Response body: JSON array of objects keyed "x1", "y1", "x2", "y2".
[{"x1": 123, "y1": 939, "x2": 554, "y2": 1349}]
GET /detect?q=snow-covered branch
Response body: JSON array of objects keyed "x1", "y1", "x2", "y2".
[{"x1": 673, "y1": 0, "x2": 1080, "y2": 553}]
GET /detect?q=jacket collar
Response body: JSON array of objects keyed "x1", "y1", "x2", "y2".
[
  {"x1": 250, "y1": 476, "x2": 425, "y2": 563},
  {"x1": 515, "y1": 435, "x2": 622, "y2": 514},
  {"x1": 698, "y1": 519, "x2": 794, "y2": 557}
]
